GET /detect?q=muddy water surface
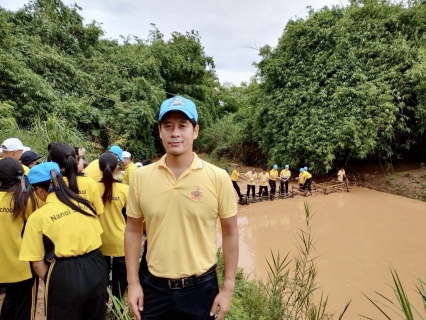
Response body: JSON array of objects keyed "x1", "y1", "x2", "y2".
[{"x1": 218, "y1": 186, "x2": 426, "y2": 319}]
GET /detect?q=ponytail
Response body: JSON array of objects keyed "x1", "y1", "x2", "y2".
[
  {"x1": 0, "y1": 158, "x2": 35, "y2": 221},
  {"x1": 99, "y1": 153, "x2": 119, "y2": 204},
  {"x1": 49, "y1": 143, "x2": 79, "y2": 194}
]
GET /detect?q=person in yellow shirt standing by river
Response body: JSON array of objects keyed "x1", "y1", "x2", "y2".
[
  {"x1": 258, "y1": 167, "x2": 269, "y2": 199},
  {"x1": 230, "y1": 165, "x2": 246, "y2": 201},
  {"x1": 296, "y1": 168, "x2": 306, "y2": 189},
  {"x1": 269, "y1": 164, "x2": 279, "y2": 200},
  {"x1": 122, "y1": 151, "x2": 137, "y2": 185},
  {"x1": 280, "y1": 164, "x2": 291, "y2": 195},
  {"x1": 245, "y1": 167, "x2": 258, "y2": 200}
]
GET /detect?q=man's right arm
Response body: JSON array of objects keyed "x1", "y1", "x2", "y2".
[{"x1": 124, "y1": 216, "x2": 144, "y2": 320}]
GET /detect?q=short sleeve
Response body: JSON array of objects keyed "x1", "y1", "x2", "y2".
[
  {"x1": 126, "y1": 170, "x2": 144, "y2": 219},
  {"x1": 90, "y1": 179, "x2": 104, "y2": 215},
  {"x1": 217, "y1": 170, "x2": 237, "y2": 219},
  {"x1": 19, "y1": 215, "x2": 45, "y2": 261}
]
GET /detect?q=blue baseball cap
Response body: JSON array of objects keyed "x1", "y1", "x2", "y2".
[
  {"x1": 304, "y1": 166, "x2": 308, "y2": 171},
  {"x1": 273, "y1": 164, "x2": 278, "y2": 169},
  {"x1": 285, "y1": 164, "x2": 289, "y2": 168},
  {"x1": 299, "y1": 168, "x2": 304, "y2": 172},
  {"x1": 109, "y1": 146, "x2": 124, "y2": 162},
  {"x1": 159, "y1": 96, "x2": 198, "y2": 122},
  {"x1": 28, "y1": 162, "x2": 60, "y2": 185}
]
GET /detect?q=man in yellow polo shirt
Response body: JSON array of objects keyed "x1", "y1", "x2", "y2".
[
  {"x1": 124, "y1": 96, "x2": 238, "y2": 320},
  {"x1": 245, "y1": 168, "x2": 257, "y2": 199},
  {"x1": 269, "y1": 164, "x2": 279, "y2": 200},
  {"x1": 1, "y1": 138, "x2": 30, "y2": 175},
  {"x1": 302, "y1": 166, "x2": 313, "y2": 196},
  {"x1": 257, "y1": 167, "x2": 269, "y2": 198},
  {"x1": 230, "y1": 165, "x2": 246, "y2": 201},
  {"x1": 122, "y1": 151, "x2": 137, "y2": 185},
  {"x1": 280, "y1": 164, "x2": 291, "y2": 195}
]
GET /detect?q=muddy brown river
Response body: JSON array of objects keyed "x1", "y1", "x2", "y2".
[{"x1": 218, "y1": 185, "x2": 426, "y2": 319}]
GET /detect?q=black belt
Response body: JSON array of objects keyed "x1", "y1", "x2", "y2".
[{"x1": 148, "y1": 265, "x2": 217, "y2": 290}]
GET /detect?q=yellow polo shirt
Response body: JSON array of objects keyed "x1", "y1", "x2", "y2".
[
  {"x1": 122, "y1": 162, "x2": 137, "y2": 185},
  {"x1": 84, "y1": 159, "x2": 103, "y2": 182},
  {"x1": 280, "y1": 169, "x2": 291, "y2": 179},
  {"x1": 258, "y1": 172, "x2": 269, "y2": 186},
  {"x1": 245, "y1": 171, "x2": 257, "y2": 186},
  {"x1": 127, "y1": 153, "x2": 237, "y2": 278},
  {"x1": 269, "y1": 169, "x2": 278, "y2": 181},
  {"x1": 299, "y1": 172, "x2": 306, "y2": 184},
  {"x1": 62, "y1": 176, "x2": 104, "y2": 215},
  {"x1": 303, "y1": 171, "x2": 312, "y2": 179},
  {"x1": 97, "y1": 182, "x2": 129, "y2": 257},
  {"x1": 230, "y1": 169, "x2": 239, "y2": 181},
  {"x1": 0, "y1": 193, "x2": 34, "y2": 283},
  {"x1": 19, "y1": 193, "x2": 103, "y2": 261}
]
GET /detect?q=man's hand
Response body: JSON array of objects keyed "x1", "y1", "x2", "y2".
[
  {"x1": 210, "y1": 287, "x2": 233, "y2": 320},
  {"x1": 127, "y1": 282, "x2": 144, "y2": 320}
]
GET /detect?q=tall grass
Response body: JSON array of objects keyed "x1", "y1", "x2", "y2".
[{"x1": 360, "y1": 268, "x2": 426, "y2": 319}]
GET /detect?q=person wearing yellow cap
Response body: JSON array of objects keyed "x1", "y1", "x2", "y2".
[
  {"x1": 124, "y1": 95, "x2": 238, "y2": 320},
  {"x1": 1, "y1": 138, "x2": 30, "y2": 175},
  {"x1": 19, "y1": 162, "x2": 107, "y2": 320},
  {"x1": 0, "y1": 158, "x2": 38, "y2": 320},
  {"x1": 85, "y1": 146, "x2": 124, "y2": 182},
  {"x1": 122, "y1": 151, "x2": 137, "y2": 185}
]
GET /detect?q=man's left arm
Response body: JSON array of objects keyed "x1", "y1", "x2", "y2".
[{"x1": 210, "y1": 215, "x2": 239, "y2": 320}]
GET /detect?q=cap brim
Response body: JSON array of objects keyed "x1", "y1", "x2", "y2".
[{"x1": 159, "y1": 109, "x2": 195, "y2": 121}]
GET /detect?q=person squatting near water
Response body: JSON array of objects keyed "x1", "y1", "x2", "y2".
[
  {"x1": 230, "y1": 165, "x2": 247, "y2": 201},
  {"x1": 124, "y1": 95, "x2": 238, "y2": 320},
  {"x1": 19, "y1": 162, "x2": 108, "y2": 319}
]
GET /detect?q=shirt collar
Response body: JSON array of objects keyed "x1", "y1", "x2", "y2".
[{"x1": 158, "y1": 152, "x2": 203, "y2": 171}]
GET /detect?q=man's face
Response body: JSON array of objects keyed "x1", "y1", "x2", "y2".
[
  {"x1": 159, "y1": 111, "x2": 199, "y2": 156},
  {"x1": 123, "y1": 158, "x2": 131, "y2": 166}
]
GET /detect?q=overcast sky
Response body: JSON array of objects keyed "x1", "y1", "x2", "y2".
[{"x1": 1, "y1": 0, "x2": 347, "y2": 85}]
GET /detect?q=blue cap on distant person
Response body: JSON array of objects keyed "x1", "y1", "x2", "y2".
[
  {"x1": 273, "y1": 164, "x2": 278, "y2": 169},
  {"x1": 304, "y1": 166, "x2": 308, "y2": 171},
  {"x1": 299, "y1": 168, "x2": 304, "y2": 172},
  {"x1": 285, "y1": 164, "x2": 289, "y2": 168},
  {"x1": 109, "y1": 146, "x2": 124, "y2": 161},
  {"x1": 28, "y1": 162, "x2": 60, "y2": 185},
  {"x1": 159, "y1": 96, "x2": 198, "y2": 122}
]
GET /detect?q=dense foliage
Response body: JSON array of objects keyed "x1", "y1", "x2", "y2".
[
  {"x1": 208, "y1": 0, "x2": 426, "y2": 172},
  {"x1": 0, "y1": 0, "x2": 220, "y2": 159}
]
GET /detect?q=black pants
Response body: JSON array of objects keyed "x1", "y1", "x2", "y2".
[
  {"x1": 105, "y1": 256, "x2": 127, "y2": 300},
  {"x1": 303, "y1": 178, "x2": 313, "y2": 191},
  {"x1": 246, "y1": 185, "x2": 255, "y2": 198},
  {"x1": 269, "y1": 180, "x2": 276, "y2": 195},
  {"x1": 232, "y1": 181, "x2": 242, "y2": 198},
  {"x1": 45, "y1": 249, "x2": 108, "y2": 320},
  {"x1": 0, "y1": 277, "x2": 38, "y2": 320},
  {"x1": 280, "y1": 180, "x2": 289, "y2": 194},
  {"x1": 139, "y1": 268, "x2": 218, "y2": 320},
  {"x1": 258, "y1": 186, "x2": 268, "y2": 197}
]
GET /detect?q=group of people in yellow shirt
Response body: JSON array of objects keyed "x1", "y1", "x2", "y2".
[
  {"x1": 0, "y1": 137, "x2": 149, "y2": 319},
  {"x1": 231, "y1": 164, "x2": 301, "y2": 201}
]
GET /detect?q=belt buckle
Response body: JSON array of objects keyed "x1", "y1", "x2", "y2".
[{"x1": 168, "y1": 279, "x2": 185, "y2": 289}]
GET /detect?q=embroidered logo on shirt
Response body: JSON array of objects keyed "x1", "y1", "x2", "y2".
[{"x1": 190, "y1": 185, "x2": 203, "y2": 201}]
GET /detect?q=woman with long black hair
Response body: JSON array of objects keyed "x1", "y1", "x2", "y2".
[
  {"x1": 97, "y1": 153, "x2": 129, "y2": 300},
  {"x1": 19, "y1": 162, "x2": 108, "y2": 320},
  {"x1": 0, "y1": 158, "x2": 37, "y2": 320},
  {"x1": 48, "y1": 143, "x2": 104, "y2": 215}
]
